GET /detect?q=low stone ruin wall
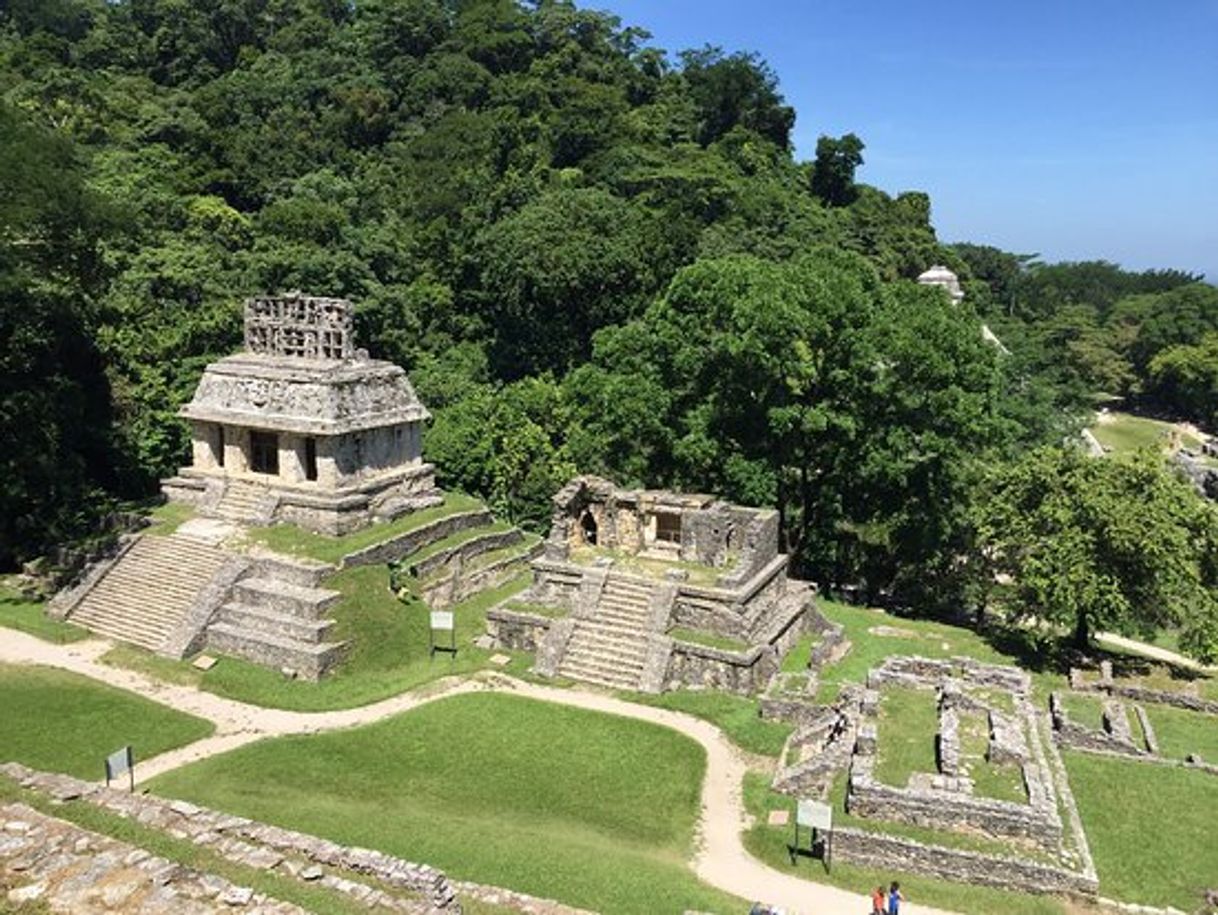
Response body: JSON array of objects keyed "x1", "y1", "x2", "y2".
[
  {"x1": 410, "y1": 528, "x2": 523, "y2": 579},
  {"x1": 832, "y1": 828, "x2": 1098, "y2": 896},
  {"x1": 664, "y1": 591, "x2": 808, "y2": 694},
  {"x1": 1070, "y1": 663, "x2": 1218, "y2": 715},
  {"x1": 419, "y1": 541, "x2": 543, "y2": 610},
  {"x1": 868, "y1": 655, "x2": 1031, "y2": 695},
  {"x1": 664, "y1": 641, "x2": 774, "y2": 693},
  {"x1": 340, "y1": 508, "x2": 492, "y2": 568},
  {"x1": 847, "y1": 754, "x2": 1062, "y2": 848},
  {"x1": 1049, "y1": 692, "x2": 1148, "y2": 756},
  {"x1": 486, "y1": 608, "x2": 553, "y2": 652}
]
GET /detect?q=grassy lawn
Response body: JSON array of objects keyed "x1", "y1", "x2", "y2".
[
  {"x1": 958, "y1": 710, "x2": 1026, "y2": 803},
  {"x1": 142, "y1": 500, "x2": 196, "y2": 537},
  {"x1": 1145, "y1": 705, "x2": 1218, "y2": 761},
  {"x1": 1089, "y1": 411, "x2": 1201, "y2": 455},
  {"x1": 0, "y1": 664, "x2": 213, "y2": 778},
  {"x1": 245, "y1": 492, "x2": 484, "y2": 564},
  {"x1": 0, "y1": 583, "x2": 86, "y2": 644},
  {"x1": 623, "y1": 689, "x2": 793, "y2": 757},
  {"x1": 103, "y1": 569, "x2": 533, "y2": 711},
  {"x1": 741, "y1": 773, "x2": 1070, "y2": 915},
  {"x1": 1058, "y1": 692, "x2": 1105, "y2": 729},
  {"x1": 874, "y1": 686, "x2": 939, "y2": 786},
  {"x1": 814, "y1": 599, "x2": 1024, "y2": 702},
  {"x1": 1065, "y1": 750, "x2": 1218, "y2": 910},
  {"x1": 780, "y1": 632, "x2": 815, "y2": 673},
  {"x1": 666, "y1": 627, "x2": 750, "y2": 652},
  {"x1": 149, "y1": 693, "x2": 744, "y2": 915},
  {"x1": 502, "y1": 599, "x2": 568, "y2": 618}
]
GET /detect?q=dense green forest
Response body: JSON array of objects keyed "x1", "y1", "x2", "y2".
[{"x1": 2, "y1": 0, "x2": 1216, "y2": 650}]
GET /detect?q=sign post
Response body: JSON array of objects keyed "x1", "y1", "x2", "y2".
[
  {"x1": 794, "y1": 798, "x2": 833, "y2": 872},
  {"x1": 429, "y1": 610, "x2": 456, "y2": 659},
  {"x1": 105, "y1": 745, "x2": 135, "y2": 793}
]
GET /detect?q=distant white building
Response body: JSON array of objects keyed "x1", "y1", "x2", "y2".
[{"x1": 917, "y1": 264, "x2": 1010, "y2": 355}]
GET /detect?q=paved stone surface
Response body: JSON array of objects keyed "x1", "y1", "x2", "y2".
[{"x1": 0, "y1": 802, "x2": 304, "y2": 914}]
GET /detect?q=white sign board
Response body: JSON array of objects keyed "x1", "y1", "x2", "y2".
[
  {"x1": 430, "y1": 611, "x2": 454, "y2": 631},
  {"x1": 797, "y1": 799, "x2": 832, "y2": 831}
]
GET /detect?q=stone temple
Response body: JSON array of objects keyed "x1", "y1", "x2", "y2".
[{"x1": 162, "y1": 293, "x2": 440, "y2": 533}]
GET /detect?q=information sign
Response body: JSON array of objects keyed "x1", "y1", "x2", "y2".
[
  {"x1": 792, "y1": 798, "x2": 834, "y2": 872},
  {"x1": 429, "y1": 610, "x2": 457, "y2": 658},
  {"x1": 105, "y1": 745, "x2": 134, "y2": 792}
]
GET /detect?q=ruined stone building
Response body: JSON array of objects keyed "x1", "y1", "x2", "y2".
[{"x1": 162, "y1": 293, "x2": 440, "y2": 532}]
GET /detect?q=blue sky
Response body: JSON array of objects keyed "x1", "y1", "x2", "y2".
[{"x1": 595, "y1": 1, "x2": 1218, "y2": 281}]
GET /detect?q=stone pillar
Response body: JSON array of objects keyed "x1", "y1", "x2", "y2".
[
  {"x1": 190, "y1": 422, "x2": 218, "y2": 470},
  {"x1": 225, "y1": 427, "x2": 250, "y2": 474},
  {"x1": 279, "y1": 434, "x2": 306, "y2": 483},
  {"x1": 315, "y1": 436, "x2": 340, "y2": 487}
]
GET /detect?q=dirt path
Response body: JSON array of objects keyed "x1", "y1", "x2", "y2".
[
  {"x1": 0, "y1": 630, "x2": 955, "y2": 914},
  {"x1": 1096, "y1": 631, "x2": 1217, "y2": 673}
]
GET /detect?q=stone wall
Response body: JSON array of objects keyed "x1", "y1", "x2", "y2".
[
  {"x1": 410, "y1": 528, "x2": 523, "y2": 579},
  {"x1": 486, "y1": 608, "x2": 553, "y2": 652},
  {"x1": 831, "y1": 828, "x2": 1098, "y2": 896},
  {"x1": 340, "y1": 508, "x2": 492, "y2": 568},
  {"x1": 419, "y1": 541, "x2": 542, "y2": 610},
  {"x1": 1050, "y1": 692, "x2": 1147, "y2": 756},
  {"x1": 847, "y1": 753, "x2": 1062, "y2": 848}
]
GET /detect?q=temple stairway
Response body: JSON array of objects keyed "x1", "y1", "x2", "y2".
[
  {"x1": 557, "y1": 574, "x2": 656, "y2": 690},
  {"x1": 211, "y1": 479, "x2": 272, "y2": 524},
  {"x1": 68, "y1": 534, "x2": 230, "y2": 652}
]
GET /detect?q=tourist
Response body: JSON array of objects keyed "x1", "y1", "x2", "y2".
[
  {"x1": 888, "y1": 881, "x2": 905, "y2": 914},
  {"x1": 871, "y1": 883, "x2": 888, "y2": 913}
]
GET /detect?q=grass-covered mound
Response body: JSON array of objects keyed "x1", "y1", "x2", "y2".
[
  {"x1": 0, "y1": 581, "x2": 86, "y2": 644},
  {"x1": 0, "y1": 663, "x2": 213, "y2": 778},
  {"x1": 149, "y1": 693, "x2": 741, "y2": 914}
]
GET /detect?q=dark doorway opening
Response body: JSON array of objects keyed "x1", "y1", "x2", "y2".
[
  {"x1": 216, "y1": 426, "x2": 226, "y2": 468},
  {"x1": 580, "y1": 511, "x2": 598, "y2": 545},
  {"x1": 304, "y1": 437, "x2": 318, "y2": 481},
  {"x1": 250, "y1": 431, "x2": 279, "y2": 476}
]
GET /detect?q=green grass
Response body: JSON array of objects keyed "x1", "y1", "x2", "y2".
[
  {"x1": 874, "y1": 686, "x2": 939, "y2": 786},
  {"x1": 245, "y1": 492, "x2": 484, "y2": 564},
  {"x1": 1058, "y1": 692, "x2": 1105, "y2": 730},
  {"x1": 813, "y1": 599, "x2": 1023, "y2": 702},
  {"x1": 1066, "y1": 750, "x2": 1218, "y2": 909},
  {"x1": 0, "y1": 583, "x2": 86, "y2": 644},
  {"x1": 958, "y1": 711, "x2": 1026, "y2": 803},
  {"x1": 0, "y1": 663, "x2": 213, "y2": 778},
  {"x1": 1145, "y1": 705, "x2": 1218, "y2": 761},
  {"x1": 406, "y1": 520, "x2": 514, "y2": 570},
  {"x1": 740, "y1": 772, "x2": 1069, "y2": 915},
  {"x1": 779, "y1": 632, "x2": 816, "y2": 673},
  {"x1": 102, "y1": 569, "x2": 533, "y2": 711},
  {"x1": 0, "y1": 778, "x2": 392, "y2": 915},
  {"x1": 148, "y1": 693, "x2": 744, "y2": 915},
  {"x1": 568, "y1": 545, "x2": 724, "y2": 586},
  {"x1": 142, "y1": 500, "x2": 196, "y2": 537},
  {"x1": 623, "y1": 688, "x2": 793, "y2": 757},
  {"x1": 666, "y1": 627, "x2": 750, "y2": 652},
  {"x1": 502, "y1": 600, "x2": 569, "y2": 618}
]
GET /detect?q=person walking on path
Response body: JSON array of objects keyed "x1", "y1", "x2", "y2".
[
  {"x1": 888, "y1": 881, "x2": 905, "y2": 915},
  {"x1": 871, "y1": 884, "x2": 888, "y2": 914}
]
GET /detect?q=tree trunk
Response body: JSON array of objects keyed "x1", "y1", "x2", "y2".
[{"x1": 1072, "y1": 613, "x2": 1090, "y2": 651}]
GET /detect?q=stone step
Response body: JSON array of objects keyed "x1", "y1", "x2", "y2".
[
  {"x1": 598, "y1": 594, "x2": 650, "y2": 611},
  {"x1": 206, "y1": 622, "x2": 345, "y2": 681},
  {"x1": 231, "y1": 577, "x2": 340, "y2": 618},
  {"x1": 604, "y1": 577, "x2": 653, "y2": 595},
  {"x1": 593, "y1": 610, "x2": 651, "y2": 629},
  {"x1": 574, "y1": 627, "x2": 650, "y2": 655},
  {"x1": 68, "y1": 534, "x2": 229, "y2": 651},
  {"x1": 217, "y1": 603, "x2": 334, "y2": 644},
  {"x1": 565, "y1": 641, "x2": 648, "y2": 670},
  {"x1": 559, "y1": 657, "x2": 643, "y2": 690}
]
